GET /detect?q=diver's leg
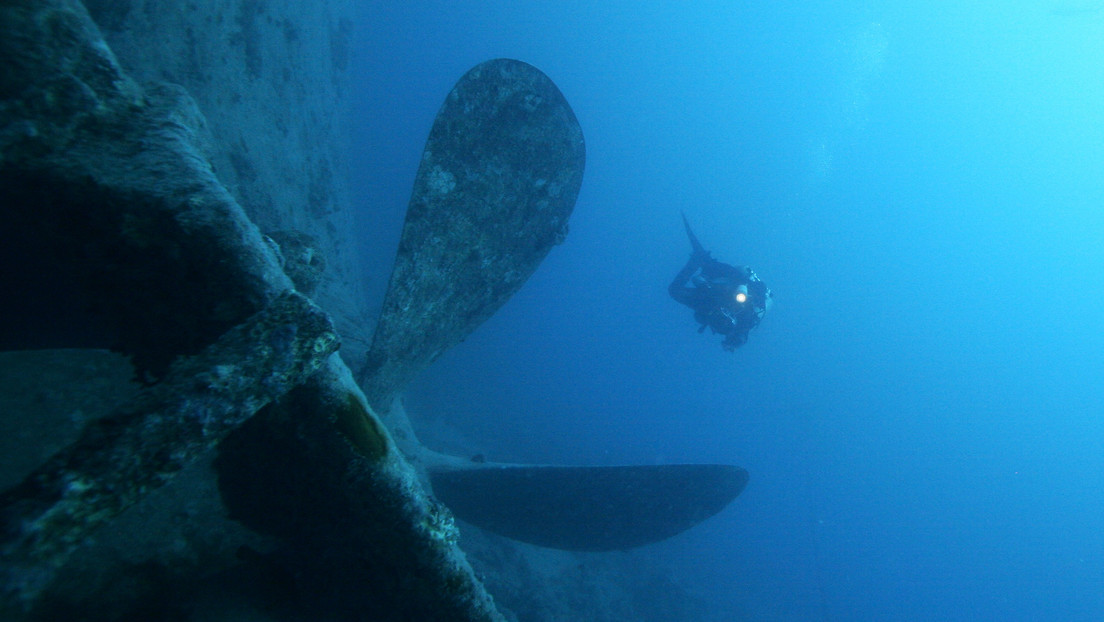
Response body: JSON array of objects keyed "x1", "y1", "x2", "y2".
[
  {"x1": 668, "y1": 257, "x2": 703, "y2": 306},
  {"x1": 671, "y1": 264, "x2": 697, "y2": 304}
]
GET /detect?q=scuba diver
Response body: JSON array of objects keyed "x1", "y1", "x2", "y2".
[{"x1": 669, "y1": 213, "x2": 773, "y2": 351}]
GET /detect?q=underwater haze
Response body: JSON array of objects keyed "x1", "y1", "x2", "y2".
[{"x1": 350, "y1": 2, "x2": 1104, "y2": 620}]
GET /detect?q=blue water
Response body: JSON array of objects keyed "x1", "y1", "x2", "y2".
[{"x1": 348, "y1": 2, "x2": 1104, "y2": 620}]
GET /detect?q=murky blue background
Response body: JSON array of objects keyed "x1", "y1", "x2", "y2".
[{"x1": 349, "y1": 2, "x2": 1104, "y2": 619}]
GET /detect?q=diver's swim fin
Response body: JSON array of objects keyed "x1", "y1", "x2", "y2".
[{"x1": 681, "y1": 211, "x2": 705, "y2": 256}]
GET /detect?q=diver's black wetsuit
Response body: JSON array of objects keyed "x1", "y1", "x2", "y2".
[{"x1": 670, "y1": 215, "x2": 771, "y2": 351}]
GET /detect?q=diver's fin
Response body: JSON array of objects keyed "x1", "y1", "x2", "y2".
[
  {"x1": 429, "y1": 463, "x2": 748, "y2": 551},
  {"x1": 681, "y1": 211, "x2": 705, "y2": 256},
  {"x1": 359, "y1": 59, "x2": 585, "y2": 412}
]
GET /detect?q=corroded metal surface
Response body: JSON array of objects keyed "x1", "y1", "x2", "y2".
[
  {"x1": 0, "y1": 291, "x2": 338, "y2": 607},
  {"x1": 0, "y1": 3, "x2": 507, "y2": 619},
  {"x1": 361, "y1": 58, "x2": 585, "y2": 412}
]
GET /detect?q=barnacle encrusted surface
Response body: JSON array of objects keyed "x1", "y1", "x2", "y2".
[{"x1": 360, "y1": 58, "x2": 585, "y2": 413}]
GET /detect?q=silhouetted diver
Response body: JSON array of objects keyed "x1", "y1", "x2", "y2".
[{"x1": 669, "y1": 213, "x2": 773, "y2": 351}]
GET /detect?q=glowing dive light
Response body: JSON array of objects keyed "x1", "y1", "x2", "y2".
[{"x1": 734, "y1": 284, "x2": 748, "y2": 304}]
